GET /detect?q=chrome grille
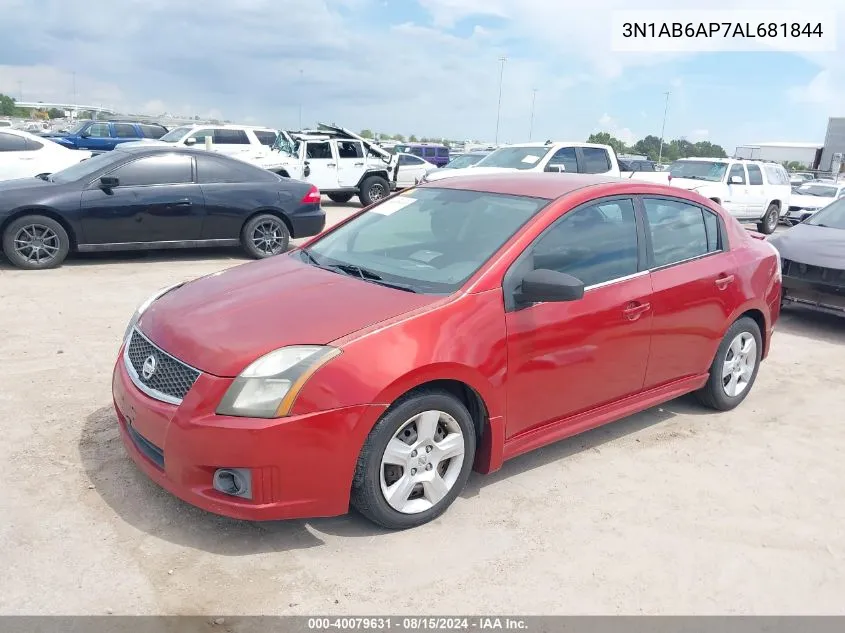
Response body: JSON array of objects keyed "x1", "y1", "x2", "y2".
[{"x1": 124, "y1": 329, "x2": 200, "y2": 403}]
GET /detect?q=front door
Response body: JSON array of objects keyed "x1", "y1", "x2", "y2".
[
  {"x1": 336, "y1": 140, "x2": 365, "y2": 187},
  {"x1": 303, "y1": 141, "x2": 339, "y2": 189},
  {"x1": 78, "y1": 122, "x2": 115, "y2": 152},
  {"x1": 504, "y1": 197, "x2": 653, "y2": 438},
  {"x1": 744, "y1": 163, "x2": 767, "y2": 219},
  {"x1": 79, "y1": 153, "x2": 205, "y2": 245},
  {"x1": 723, "y1": 163, "x2": 751, "y2": 218},
  {"x1": 638, "y1": 196, "x2": 743, "y2": 388}
]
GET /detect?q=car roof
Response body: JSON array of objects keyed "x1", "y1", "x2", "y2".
[
  {"x1": 112, "y1": 144, "x2": 238, "y2": 158},
  {"x1": 167, "y1": 123, "x2": 276, "y2": 132},
  {"x1": 0, "y1": 127, "x2": 46, "y2": 141},
  {"x1": 420, "y1": 173, "x2": 624, "y2": 199},
  {"x1": 503, "y1": 141, "x2": 609, "y2": 150}
]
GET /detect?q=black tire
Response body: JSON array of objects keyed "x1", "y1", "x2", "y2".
[
  {"x1": 2, "y1": 214, "x2": 70, "y2": 270},
  {"x1": 358, "y1": 175, "x2": 390, "y2": 207},
  {"x1": 351, "y1": 389, "x2": 477, "y2": 529},
  {"x1": 240, "y1": 213, "x2": 290, "y2": 259},
  {"x1": 694, "y1": 316, "x2": 763, "y2": 411},
  {"x1": 756, "y1": 203, "x2": 779, "y2": 234},
  {"x1": 327, "y1": 193, "x2": 354, "y2": 204}
]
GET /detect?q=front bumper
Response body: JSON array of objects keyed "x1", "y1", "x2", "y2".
[
  {"x1": 112, "y1": 355, "x2": 383, "y2": 520},
  {"x1": 782, "y1": 274, "x2": 845, "y2": 316}
]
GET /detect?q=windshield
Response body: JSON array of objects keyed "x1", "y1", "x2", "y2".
[
  {"x1": 49, "y1": 151, "x2": 119, "y2": 183},
  {"x1": 158, "y1": 126, "x2": 192, "y2": 142},
  {"x1": 476, "y1": 146, "x2": 551, "y2": 170},
  {"x1": 302, "y1": 188, "x2": 548, "y2": 294},
  {"x1": 444, "y1": 153, "x2": 487, "y2": 169},
  {"x1": 805, "y1": 198, "x2": 845, "y2": 229},
  {"x1": 669, "y1": 160, "x2": 728, "y2": 182},
  {"x1": 796, "y1": 184, "x2": 837, "y2": 197},
  {"x1": 66, "y1": 121, "x2": 90, "y2": 134}
]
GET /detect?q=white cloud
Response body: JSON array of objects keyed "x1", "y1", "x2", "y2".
[{"x1": 597, "y1": 113, "x2": 637, "y2": 145}]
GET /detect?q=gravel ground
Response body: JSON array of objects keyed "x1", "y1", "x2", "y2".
[{"x1": 1, "y1": 204, "x2": 844, "y2": 615}]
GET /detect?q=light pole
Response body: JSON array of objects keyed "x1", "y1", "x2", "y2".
[
  {"x1": 298, "y1": 69, "x2": 304, "y2": 130},
  {"x1": 528, "y1": 88, "x2": 538, "y2": 141},
  {"x1": 494, "y1": 56, "x2": 507, "y2": 145},
  {"x1": 657, "y1": 90, "x2": 670, "y2": 166},
  {"x1": 17, "y1": 81, "x2": 23, "y2": 101}
]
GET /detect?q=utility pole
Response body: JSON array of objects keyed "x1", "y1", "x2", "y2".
[
  {"x1": 657, "y1": 90, "x2": 670, "y2": 166},
  {"x1": 528, "y1": 88, "x2": 538, "y2": 141},
  {"x1": 494, "y1": 56, "x2": 507, "y2": 145},
  {"x1": 17, "y1": 81, "x2": 23, "y2": 101},
  {"x1": 298, "y1": 69, "x2": 303, "y2": 130}
]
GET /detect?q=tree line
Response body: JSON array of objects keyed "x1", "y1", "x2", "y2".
[{"x1": 587, "y1": 131, "x2": 727, "y2": 163}]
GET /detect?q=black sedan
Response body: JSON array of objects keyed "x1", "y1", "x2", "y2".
[
  {"x1": 0, "y1": 145, "x2": 325, "y2": 269},
  {"x1": 769, "y1": 197, "x2": 845, "y2": 316}
]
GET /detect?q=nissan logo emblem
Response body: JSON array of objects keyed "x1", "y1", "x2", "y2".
[{"x1": 141, "y1": 355, "x2": 157, "y2": 380}]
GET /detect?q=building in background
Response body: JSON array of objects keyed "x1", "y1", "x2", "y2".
[
  {"x1": 734, "y1": 142, "x2": 822, "y2": 167},
  {"x1": 820, "y1": 117, "x2": 845, "y2": 175}
]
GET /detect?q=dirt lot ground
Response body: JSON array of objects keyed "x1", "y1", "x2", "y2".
[{"x1": 2, "y1": 202, "x2": 845, "y2": 615}]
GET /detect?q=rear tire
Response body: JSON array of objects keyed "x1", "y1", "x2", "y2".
[
  {"x1": 2, "y1": 214, "x2": 70, "y2": 270},
  {"x1": 756, "y1": 203, "x2": 779, "y2": 234},
  {"x1": 327, "y1": 193, "x2": 354, "y2": 204},
  {"x1": 358, "y1": 175, "x2": 390, "y2": 207},
  {"x1": 694, "y1": 317, "x2": 762, "y2": 411},
  {"x1": 240, "y1": 213, "x2": 290, "y2": 259}
]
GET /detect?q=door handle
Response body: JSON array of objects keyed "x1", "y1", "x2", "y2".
[
  {"x1": 327, "y1": 163, "x2": 336, "y2": 167},
  {"x1": 19, "y1": 157, "x2": 35, "y2": 160},
  {"x1": 714, "y1": 274, "x2": 735, "y2": 290},
  {"x1": 171, "y1": 199, "x2": 192, "y2": 207},
  {"x1": 354, "y1": 162, "x2": 364, "y2": 166},
  {"x1": 623, "y1": 301, "x2": 651, "y2": 320}
]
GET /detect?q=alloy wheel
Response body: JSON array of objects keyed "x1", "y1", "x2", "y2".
[
  {"x1": 251, "y1": 219, "x2": 286, "y2": 255},
  {"x1": 369, "y1": 183, "x2": 386, "y2": 201},
  {"x1": 13, "y1": 223, "x2": 61, "y2": 265},
  {"x1": 722, "y1": 332, "x2": 757, "y2": 397}
]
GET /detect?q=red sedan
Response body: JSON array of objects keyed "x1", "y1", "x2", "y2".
[{"x1": 112, "y1": 174, "x2": 782, "y2": 529}]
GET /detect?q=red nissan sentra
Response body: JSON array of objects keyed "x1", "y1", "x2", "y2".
[{"x1": 112, "y1": 173, "x2": 782, "y2": 529}]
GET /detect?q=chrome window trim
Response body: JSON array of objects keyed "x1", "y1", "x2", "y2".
[{"x1": 122, "y1": 327, "x2": 200, "y2": 405}]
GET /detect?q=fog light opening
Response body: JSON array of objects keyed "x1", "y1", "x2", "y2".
[{"x1": 212, "y1": 468, "x2": 252, "y2": 499}]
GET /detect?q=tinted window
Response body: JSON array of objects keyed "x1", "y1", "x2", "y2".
[
  {"x1": 644, "y1": 198, "x2": 713, "y2": 267},
  {"x1": 547, "y1": 147, "x2": 578, "y2": 172},
  {"x1": 25, "y1": 138, "x2": 44, "y2": 151},
  {"x1": 139, "y1": 124, "x2": 167, "y2": 139},
  {"x1": 253, "y1": 130, "x2": 278, "y2": 146},
  {"x1": 728, "y1": 164, "x2": 746, "y2": 185},
  {"x1": 703, "y1": 209, "x2": 722, "y2": 252},
  {"x1": 337, "y1": 141, "x2": 363, "y2": 159},
  {"x1": 436, "y1": 147, "x2": 449, "y2": 157},
  {"x1": 746, "y1": 164, "x2": 763, "y2": 185},
  {"x1": 87, "y1": 123, "x2": 111, "y2": 138},
  {"x1": 109, "y1": 154, "x2": 193, "y2": 186},
  {"x1": 0, "y1": 132, "x2": 27, "y2": 151},
  {"x1": 580, "y1": 148, "x2": 611, "y2": 174},
  {"x1": 306, "y1": 142, "x2": 332, "y2": 159},
  {"x1": 50, "y1": 151, "x2": 120, "y2": 183},
  {"x1": 398, "y1": 154, "x2": 423, "y2": 165},
  {"x1": 423, "y1": 147, "x2": 436, "y2": 157},
  {"x1": 214, "y1": 129, "x2": 249, "y2": 145},
  {"x1": 196, "y1": 154, "x2": 275, "y2": 183},
  {"x1": 531, "y1": 199, "x2": 639, "y2": 287},
  {"x1": 410, "y1": 147, "x2": 424, "y2": 158},
  {"x1": 113, "y1": 123, "x2": 137, "y2": 138}
]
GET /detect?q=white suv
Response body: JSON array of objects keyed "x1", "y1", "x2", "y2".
[
  {"x1": 421, "y1": 141, "x2": 621, "y2": 182},
  {"x1": 123, "y1": 124, "x2": 286, "y2": 173},
  {"x1": 0, "y1": 128, "x2": 92, "y2": 181},
  {"x1": 668, "y1": 158, "x2": 791, "y2": 234}
]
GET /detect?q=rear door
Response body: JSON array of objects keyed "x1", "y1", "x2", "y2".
[
  {"x1": 336, "y1": 140, "x2": 365, "y2": 187},
  {"x1": 112, "y1": 123, "x2": 141, "y2": 145},
  {"x1": 80, "y1": 153, "x2": 205, "y2": 244},
  {"x1": 639, "y1": 196, "x2": 743, "y2": 389},
  {"x1": 576, "y1": 147, "x2": 614, "y2": 175}
]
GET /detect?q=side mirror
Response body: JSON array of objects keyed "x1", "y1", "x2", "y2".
[
  {"x1": 516, "y1": 268, "x2": 584, "y2": 305},
  {"x1": 545, "y1": 164, "x2": 566, "y2": 173},
  {"x1": 79, "y1": 131, "x2": 90, "y2": 138},
  {"x1": 730, "y1": 175, "x2": 743, "y2": 184},
  {"x1": 99, "y1": 175, "x2": 119, "y2": 189},
  {"x1": 184, "y1": 137, "x2": 197, "y2": 146}
]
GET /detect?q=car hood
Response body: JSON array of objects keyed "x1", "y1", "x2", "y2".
[
  {"x1": 138, "y1": 254, "x2": 440, "y2": 377},
  {"x1": 789, "y1": 193, "x2": 833, "y2": 209},
  {"x1": 669, "y1": 178, "x2": 723, "y2": 191},
  {"x1": 769, "y1": 224, "x2": 845, "y2": 269},
  {"x1": 425, "y1": 166, "x2": 523, "y2": 181},
  {"x1": 0, "y1": 177, "x2": 56, "y2": 193}
]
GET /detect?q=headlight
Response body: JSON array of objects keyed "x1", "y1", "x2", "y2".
[
  {"x1": 216, "y1": 346, "x2": 341, "y2": 418},
  {"x1": 122, "y1": 282, "x2": 186, "y2": 342}
]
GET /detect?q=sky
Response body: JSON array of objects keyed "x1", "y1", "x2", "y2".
[{"x1": 0, "y1": 0, "x2": 843, "y2": 153}]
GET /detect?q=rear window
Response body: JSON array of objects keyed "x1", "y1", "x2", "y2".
[
  {"x1": 254, "y1": 130, "x2": 278, "y2": 146},
  {"x1": 139, "y1": 124, "x2": 167, "y2": 139},
  {"x1": 214, "y1": 129, "x2": 250, "y2": 144}
]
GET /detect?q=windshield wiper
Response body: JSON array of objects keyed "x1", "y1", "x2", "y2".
[{"x1": 331, "y1": 263, "x2": 418, "y2": 293}]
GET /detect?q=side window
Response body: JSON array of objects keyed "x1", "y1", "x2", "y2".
[
  {"x1": 531, "y1": 198, "x2": 639, "y2": 287},
  {"x1": 410, "y1": 147, "x2": 424, "y2": 158},
  {"x1": 0, "y1": 132, "x2": 27, "y2": 151},
  {"x1": 113, "y1": 123, "x2": 137, "y2": 138},
  {"x1": 196, "y1": 154, "x2": 273, "y2": 183},
  {"x1": 436, "y1": 147, "x2": 449, "y2": 158},
  {"x1": 139, "y1": 124, "x2": 166, "y2": 139},
  {"x1": 109, "y1": 154, "x2": 193, "y2": 187},
  {"x1": 253, "y1": 130, "x2": 278, "y2": 146},
  {"x1": 306, "y1": 142, "x2": 332, "y2": 159},
  {"x1": 580, "y1": 148, "x2": 612, "y2": 174},
  {"x1": 187, "y1": 128, "x2": 214, "y2": 143},
  {"x1": 398, "y1": 154, "x2": 413, "y2": 165},
  {"x1": 87, "y1": 123, "x2": 111, "y2": 138},
  {"x1": 25, "y1": 138, "x2": 44, "y2": 151},
  {"x1": 213, "y1": 129, "x2": 249, "y2": 144},
  {"x1": 728, "y1": 164, "x2": 746, "y2": 184},
  {"x1": 547, "y1": 147, "x2": 578, "y2": 172},
  {"x1": 643, "y1": 198, "x2": 712, "y2": 268},
  {"x1": 423, "y1": 147, "x2": 436, "y2": 158},
  {"x1": 747, "y1": 164, "x2": 763, "y2": 185},
  {"x1": 702, "y1": 209, "x2": 722, "y2": 252},
  {"x1": 337, "y1": 141, "x2": 363, "y2": 159}
]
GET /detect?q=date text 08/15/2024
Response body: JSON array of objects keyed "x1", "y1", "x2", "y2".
[
  {"x1": 621, "y1": 22, "x2": 824, "y2": 38},
  {"x1": 307, "y1": 617, "x2": 528, "y2": 630}
]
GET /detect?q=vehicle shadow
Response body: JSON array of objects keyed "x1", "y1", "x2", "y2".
[
  {"x1": 81, "y1": 395, "x2": 696, "y2": 552},
  {"x1": 777, "y1": 306, "x2": 845, "y2": 346}
]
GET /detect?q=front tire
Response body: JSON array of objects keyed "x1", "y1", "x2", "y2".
[
  {"x1": 358, "y1": 175, "x2": 390, "y2": 207},
  {"x1": 2, "y1": 214, "x2": 70, "y2": 270},
  {"x1": 351, "y1": 390, "x2": 476, "y2": 529},
  {"x1": 757, "y1": 203, "x2": 779, "y2": 234},
  {"x1": 695, "y1": 317, "x2": 763, "y2": 411},
  {"x1": 327, "y1": 193, "x2": 354, "y2": 204},
  {"x1": 240, "y1": 213, "x2": 290, "y2": 259}
]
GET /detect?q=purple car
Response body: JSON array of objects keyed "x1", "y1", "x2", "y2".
[{"x1": 394, "y1": 143, "x2": 450, "y2": 167}]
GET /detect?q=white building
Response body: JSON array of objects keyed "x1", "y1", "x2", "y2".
[{"x1": 734, "y1": 142, "x2": 822, "y2": 167}]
